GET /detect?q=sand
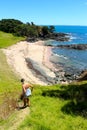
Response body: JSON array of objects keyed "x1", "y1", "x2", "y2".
[{"x1": 2, "y1": 41, "x2": 56, "y2": 85}]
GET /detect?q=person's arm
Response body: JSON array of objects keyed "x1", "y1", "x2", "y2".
[
  {"x1": 22, "y1": 85, "x2": 26, "y2": 93},
  {"x1": 29, "y1": 84, "x2": 33, "y2": 92}
]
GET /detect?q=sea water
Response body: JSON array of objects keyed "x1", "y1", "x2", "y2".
[{"x1": 47, "y1": 25, "x2": 87, "y2": 72}]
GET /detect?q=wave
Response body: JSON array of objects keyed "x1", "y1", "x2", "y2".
[
  {"x1": 70, "y1": 36, "x2": 77, "y2": 40},
  {"x1": 53, "y1": 53, "x2": 68, "y2": 60}
]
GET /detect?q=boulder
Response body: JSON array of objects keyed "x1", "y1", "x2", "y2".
[{"x1": 77, "y1": 70, "x2": 87, "y2": 81}]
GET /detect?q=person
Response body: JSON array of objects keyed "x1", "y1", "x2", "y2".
[{"x1": 20, "y1": 78, "x2": 33, "y2": 107}]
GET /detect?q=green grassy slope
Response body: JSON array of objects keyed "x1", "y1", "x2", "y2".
[
  {"x1": 0, "y1": 31, "x2": 25, "y2": 93},
  {"x1": 0, "y1": 31, "x2": 25, "y2": 121},
  {"x1": 18, "y1": 83, "x2": 87, "y2": 130},
  {"x1": 0, "y1": 50, "x2": 20, "y2": 94},
  {"x1": 0, "y1": 31, "x2": 25, "y2": 48}
]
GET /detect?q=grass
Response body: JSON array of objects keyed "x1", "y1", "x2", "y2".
[
  {"x1": 0, "y1": 31, "x2": 25, "y2": 121},
  {"x1": 0, "y1": 31, "x2": 25, "y2": 48},
  {"x1": 0, "y1": 51, "x2": 20, "y2": 119},
  {"x1": 0, "y1": 31, "x2": 25, "y2": 93},
  {"x1": 0, "y1": 50, "x2": 20, "y2": 93},
  {"x1": 1, "y1": 84, "x2": 87, "y2": 130},
  {"x1": 0, "y1": 31, "x2": 87, "y2": 130},
  {"x1": 18, "y1": 84, "x2": 87, "y2": 130}
]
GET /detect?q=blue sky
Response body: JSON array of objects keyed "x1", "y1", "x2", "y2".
[{"x1": 0, "y1": 0, "x2": 87, "y2": 25}]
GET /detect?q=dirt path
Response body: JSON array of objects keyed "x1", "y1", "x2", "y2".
[
  {"x1": 0, "y1": 106, "x2": 30, "y2": 130},
  {"x1": 9, "y1": 107, "x2": 30, "y2": 130}
]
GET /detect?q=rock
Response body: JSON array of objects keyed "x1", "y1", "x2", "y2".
[
  {"x1": 57, "y1": 44, "x2": 87, "y2": 50},
  {"x1": 26, "y1": 32, "x2": 70, "y2": 43},
  {"x1": 77, "y1": 70, "x2": 87, "y2": 81},
  {"x1": 26, "y1": 37, "x2": 38, "y2": 42}
]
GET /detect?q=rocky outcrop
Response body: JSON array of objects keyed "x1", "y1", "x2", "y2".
[
  {"x1": 77, "y1": 70, "x2": 87, "y2": 81},
  {"x1": 49, "y1": 33, "x2": 70, "y2": 41},
  {"x1": 57, "y1": 44, "x2": 87, "y2": 50},
  {"x1": 26, "y1": 33, "x2": 70, "y2": 42}
]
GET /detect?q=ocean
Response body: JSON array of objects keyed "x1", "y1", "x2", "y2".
[{"x1": 46, "y1": 25, "x2": 87, "y2": 73}]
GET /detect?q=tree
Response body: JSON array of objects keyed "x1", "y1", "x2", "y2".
[
  {"x1": 49, "y1": 25, "x2": 55, "y2": 33},
  {"x1": 0, "y1": 19, "x2": 23, "y2": 33},
  {"x1": 31, "y1": 22, "x2": 35, "y2": 26},
  {"x1": 41, "y1": 26, "x2": 49, "y2": 36},
  {"x1": 0, "y1": 18, "x2": 56, "y2": 38}
]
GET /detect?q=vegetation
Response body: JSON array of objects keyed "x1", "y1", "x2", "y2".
[
  {"x1": 0, "y1": 31, "x2": 25, "y2": 120},
  {"x1": 0, "y1": 31, "x2": 25, "y2": 48},
  {"x1": 0, "y1": 19, "x2": 55, "y2": 38},
  {"x1": 0, "y1": 49, "x2": 21, "y2": 118},
  {"x1": 1, "y1": 82, "x2": 87, "y2": 130},
  {"x1": 18, "y1": 83, "x2": 87, "y2": 130}
]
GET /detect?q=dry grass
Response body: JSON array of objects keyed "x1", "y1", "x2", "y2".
[{"x1": 0, "y1": 92, "x2": 19, "y2": 120}]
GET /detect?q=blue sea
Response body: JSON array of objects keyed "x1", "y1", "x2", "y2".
[{"x1": 46, "y1": 25, "x2": 87, "y2": 73}]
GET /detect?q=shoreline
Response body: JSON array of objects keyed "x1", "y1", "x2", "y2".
[
  {"x1": 2, "y1": 40, "x2": 59, "y2": 85},
  {"x1": 3, "y1": 40, "x2": 82, "y2": 85}
]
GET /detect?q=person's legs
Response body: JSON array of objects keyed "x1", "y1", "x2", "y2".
[
  {"x1": 26, "y1": 97, "x2": 30, "y2": 107},
  {"x1": 23, "y1": 96, "x2": 31, "y2": 107},
  {"x1": 23, "y1": 97, "x2": 27, "y2": 107},
  {"x1": 20, "y1": 93, "x2": 24, "y2": 100}
]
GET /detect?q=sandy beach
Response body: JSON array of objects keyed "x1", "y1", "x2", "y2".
[{"x1": 2, "y1": 41, "x2": 57, "y2": 85}]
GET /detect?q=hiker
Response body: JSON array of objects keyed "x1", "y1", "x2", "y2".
[{"x1": 20, "y1": 78, "x2": 33, "y2": 107}]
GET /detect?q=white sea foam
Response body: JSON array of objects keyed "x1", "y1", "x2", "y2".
[
  {"x1": 54, "y1": 53, "x2": 68, "y2": 60},
  {"x1": 70, "y1": 35, "x2": 77, "y2": 40}
]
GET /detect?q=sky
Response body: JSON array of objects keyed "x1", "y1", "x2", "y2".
[{"x1": 0, "y1": 0, "x2": 87, "y2": 25}]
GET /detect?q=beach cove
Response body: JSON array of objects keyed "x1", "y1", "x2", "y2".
[
  {"x1": 2, "y1": 40, "x2": 65, "y2": 85},
  {"x1": 2, "y1": 39, "x2": 87, "y2": 85}
]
